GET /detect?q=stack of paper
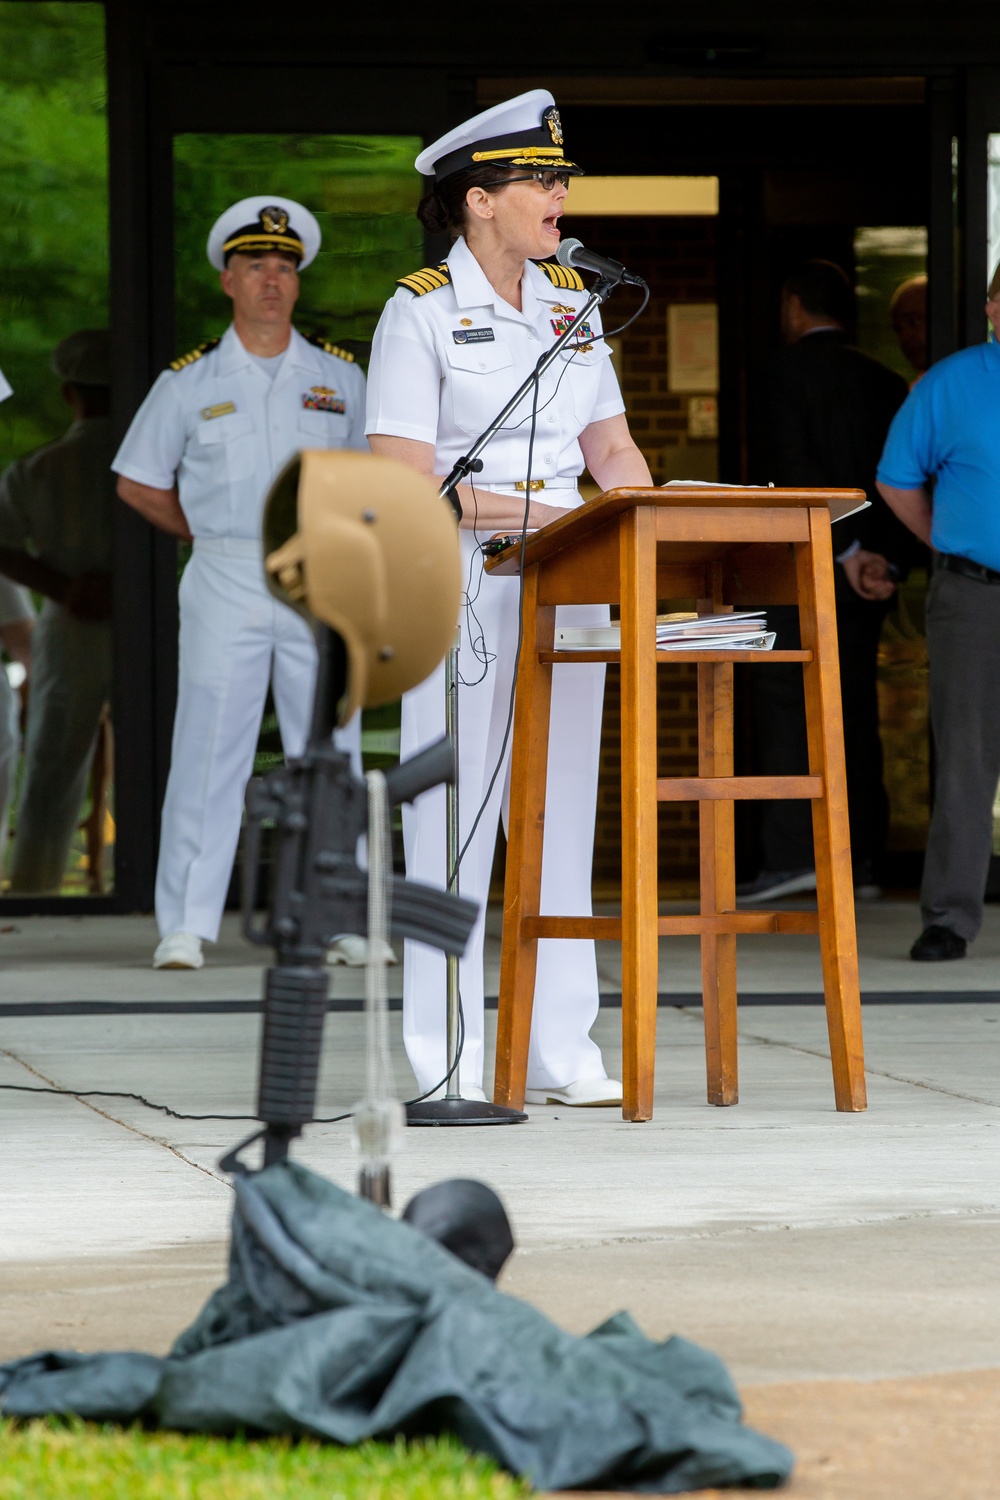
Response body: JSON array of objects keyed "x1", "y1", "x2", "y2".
[{"x1": 554, "y1": 611, "x2": 776, "y2": 652}]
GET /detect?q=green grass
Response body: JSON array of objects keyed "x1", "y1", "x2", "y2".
[{"x1": 0, "y1": 1421, "x2": 532, "y2": 1500}]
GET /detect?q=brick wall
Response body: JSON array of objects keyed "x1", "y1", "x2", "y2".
[{"x1": 580, "y1": 215, "x2": 718, "y2": 483}]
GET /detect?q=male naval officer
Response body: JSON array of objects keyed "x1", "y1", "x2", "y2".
[
  {"x1": 114, "y1": 197, "x2": 368, "y2": 970},
  {"x1": 0, "y1": 330, "x2": 115, "y2": 893}
]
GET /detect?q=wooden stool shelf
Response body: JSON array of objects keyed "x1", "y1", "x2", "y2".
[{"x1": 486, "y1": 486, "x2": 868, "y2": 1123}]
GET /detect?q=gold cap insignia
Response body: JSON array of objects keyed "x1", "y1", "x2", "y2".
[
  {"x1": 544, "y1": 106, "x2": 564, "y2": 147},
  {"x1": 260, "y1": 205, "x2": 289, "y2": 235}
]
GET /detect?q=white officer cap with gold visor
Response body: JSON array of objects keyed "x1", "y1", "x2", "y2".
[
  {"x1": 206, "y1": 195, "x2": 321, "y2": 271},
  {"x1": 414, "y1": 88, "x2": 584, "y2": 182}
]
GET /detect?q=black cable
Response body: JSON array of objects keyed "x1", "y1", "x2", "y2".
[
  {"x1": 600, "y1": 280, "x2": 651, "y2": 341},
  {"x1": 0, "y1": 1021, "x2": 468, "y2": 1125},
  {"x1": 0, "y1": 1082, "x2": 259, "y2": 1122},
  {"x1": 457, "y1": 476, "x2": 495, "y2": 688},
  {"x1": 449, "y1": 361, "x2": 540, "y2": 887},
  {"x1": 399, "y1": 996, "x2": 466, "y2": 1107}
]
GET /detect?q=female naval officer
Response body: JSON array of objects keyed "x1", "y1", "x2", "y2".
[{"x1": 366, "y1": 90, "x2": 652, "y2": 1106}]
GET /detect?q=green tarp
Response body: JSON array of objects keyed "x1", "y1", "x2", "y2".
[{"x1": 0, "y1": 1162, "x2": 793, "y2": 1492}]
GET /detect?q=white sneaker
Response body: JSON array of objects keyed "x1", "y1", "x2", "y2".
[
  {"x1": 152, "y1": 932, "x2": 204, "y2": 970},
  {"x1": 524, "y1": 1077, "x2": 624, "y2": 1107},
  {"x1": 327, "y1": 935, "x2": 398, "y2": 967}
]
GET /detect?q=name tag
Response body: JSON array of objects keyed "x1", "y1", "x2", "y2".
[
  {"x1": 201, "y1": 401, "x2": 236, "y2": 421},
  {"x1": 453, "y1": 328, "x2": 495, "y2": 344}
]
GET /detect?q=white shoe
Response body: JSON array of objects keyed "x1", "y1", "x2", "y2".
[
  {"x1": 327, "y1": 935, "x2": 398, "y2": 967},
  {"x1": 524, "y1": 1077, "x2": 623, "y2": 1107},
  {"x1": 152, "y1": 932, "x2": 204, "y2": 970}
]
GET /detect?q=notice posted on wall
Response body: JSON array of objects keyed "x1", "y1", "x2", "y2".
[{"x1": 667, "y1": 303, "x2": 718, "y2": 393}]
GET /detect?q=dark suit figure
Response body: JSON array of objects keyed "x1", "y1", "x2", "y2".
[{"x1": 743, "y1": 260, "x2": 917, "y2": 900}]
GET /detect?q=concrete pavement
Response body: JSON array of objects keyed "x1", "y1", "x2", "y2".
[{"x1": 2, "y1": 903, "x2": 1000, "y2": 1494}]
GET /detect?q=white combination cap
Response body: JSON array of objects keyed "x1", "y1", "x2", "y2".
[
  {"x1": 414, "y1": 89, "x2": 583, "y2": 183},
  {"x1": 206, "y1": 196, "x2": 321, "y2": 271}
]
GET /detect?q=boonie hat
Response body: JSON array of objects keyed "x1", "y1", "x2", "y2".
[
  {"x1": 415, "y1": 89, "x2": 583, "y2": 183},
  {"x1": 206, "y1": 196, "x2": 321, "y2": 271},
  {"x1": 263, "y1": 451, "x2": 462, "y2": 725}
]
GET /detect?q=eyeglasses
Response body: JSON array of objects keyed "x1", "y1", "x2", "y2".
[{"x1": 488, "y1": 170, "x2": 571, "y2": 192}]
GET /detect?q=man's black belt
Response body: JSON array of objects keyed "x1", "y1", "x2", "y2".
[{"x1": 937, "y1": 553, "x2": 1000, "y2": 585}]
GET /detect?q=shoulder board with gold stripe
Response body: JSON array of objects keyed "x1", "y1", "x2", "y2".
[
  {"x1": 537, "y1": 261, "x2": 584, "y2": 292},
  {"x1": 306, "y1": 334, "x2": 355, "y2": 362},
  {"x1": 169, "y1": 337, "x2": 221, "y2": 372},
  {"x1": 396, "y1": 264, "x2": 452, "y2": 296}
]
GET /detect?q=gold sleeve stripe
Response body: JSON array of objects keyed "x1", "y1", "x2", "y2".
[
  {"x1": 537, "y1": 261, "x2": 584, "y2": 292},
  {"x1": 307, "y1": 334, "x2": 355, "y2": 362},
  {"x1": 400, "y1": 270, "x2": 448, "y2": 294},
  {"x1": 472, "y1": 145, "x2": 566, "y2": 162},
  {"x1": 397, "y1": 263, "x2": 452, "y2": 295},
  {"x1": 169, "y1": 336, "x2": 221, "y2": 371},
  {"x1": 222, "y1": 232, "x2": 305, "y2": 257}
]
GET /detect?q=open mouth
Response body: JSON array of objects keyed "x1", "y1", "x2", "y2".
[{"x1": 542, "y1": 209, "x2": 562, "y2": 239}]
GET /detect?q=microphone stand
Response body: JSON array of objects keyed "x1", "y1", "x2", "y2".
[{"x1": 406, "y1": 271, "x2": 622, "y2": 1128}]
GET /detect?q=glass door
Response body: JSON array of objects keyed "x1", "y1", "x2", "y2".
[{"x1": 0, "y1": 1, "x2": 114, "y2": 903}]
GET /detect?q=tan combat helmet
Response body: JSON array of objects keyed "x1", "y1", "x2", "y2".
[{"x1": 263, "y1": 450, "x2": 461, "y2": 725}]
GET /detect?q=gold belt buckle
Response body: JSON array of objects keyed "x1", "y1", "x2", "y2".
[{"x1": 513, "y1": 479, "x2": 545, "y2": 492}]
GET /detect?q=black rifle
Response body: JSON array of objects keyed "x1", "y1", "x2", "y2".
[{"x1": 222, "y1": 626, "x2": 477, "y2": 1171}]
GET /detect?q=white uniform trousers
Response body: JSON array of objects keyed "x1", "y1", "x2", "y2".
[
  {"x1": 155, "y1": 541, "x2": 360, "y2": 942},
  {"x1": 400, "y1": 530, "x2": 609, "y2": 1095},
  {"x1": 0, "y1": 670, "x2": 20, "y2": 861},
  {"x1": 9, "y1": 606, "x2": 112, "y2": 893}
]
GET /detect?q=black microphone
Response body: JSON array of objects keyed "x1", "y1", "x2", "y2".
[{"x1": 556, "y1": 237, "x2": 646, "y2": 288}]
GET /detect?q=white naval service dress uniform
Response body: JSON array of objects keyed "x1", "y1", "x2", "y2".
[
  {"x1": 367, "y1": 235, "x2": 622, "y2": 1095},
  {"x1": 113, "y1": 325, "x2": 367, "y2": 941},
  {"x1": 0, "y1": 418, "x2": 115, "y2": 891}
]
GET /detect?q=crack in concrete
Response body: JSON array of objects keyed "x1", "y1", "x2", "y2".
[
  {"x1": 674, "y1": 1008, "x2": 1000, "y2": 1111},
  {"x1": 0, "y1": 1048, "x2": 232, "y2": 1190}
]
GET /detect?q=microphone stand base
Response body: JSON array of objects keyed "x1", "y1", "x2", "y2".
[{"x1": 406, "y1": 1097, "x2": 527, "y2": 1126}]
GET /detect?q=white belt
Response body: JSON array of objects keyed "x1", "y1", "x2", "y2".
[
  {"x1": 193, "y1": 536, "x2": 264, "y2": 559},
  {"x1": 472, "y1": 479, "x2": 579, "y2": 494}
]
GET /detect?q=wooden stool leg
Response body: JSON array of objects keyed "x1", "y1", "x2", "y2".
[
  {"x1": 620, "y1": 507, "x2": 659, "y2": 1122},
  {"x1": 698, "y1": 659, "x2": 738, "y2": 1105},
  {"x1": 494, "y1": 568, "x2": 554, "y2": 1109},
  {"x1": 797, "y1": 514, "x2": 867, "y2": 1111}
]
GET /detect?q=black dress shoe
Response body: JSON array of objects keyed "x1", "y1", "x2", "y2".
[{"x1": 910, "y1": 924, "x2": 967, "y2": 962}]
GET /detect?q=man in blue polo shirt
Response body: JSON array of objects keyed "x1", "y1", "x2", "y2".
[{"x1": 877, "y1": 264, "x2": 1000, "y2": 961}]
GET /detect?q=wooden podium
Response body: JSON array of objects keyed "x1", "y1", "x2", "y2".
[{"x1": 485, "y1": 486, "x2": 868, "y2": 1122}]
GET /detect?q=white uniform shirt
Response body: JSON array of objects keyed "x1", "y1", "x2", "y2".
[
  {"x1": 365, "y1": 236, "x2": 624, "y2": 487},
  {"x1": 0, "y1": 419, "x2": 116, "y2": 575},
  {"x1": 113, "y1": 325, "x2": 368, "y2": 540}
]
